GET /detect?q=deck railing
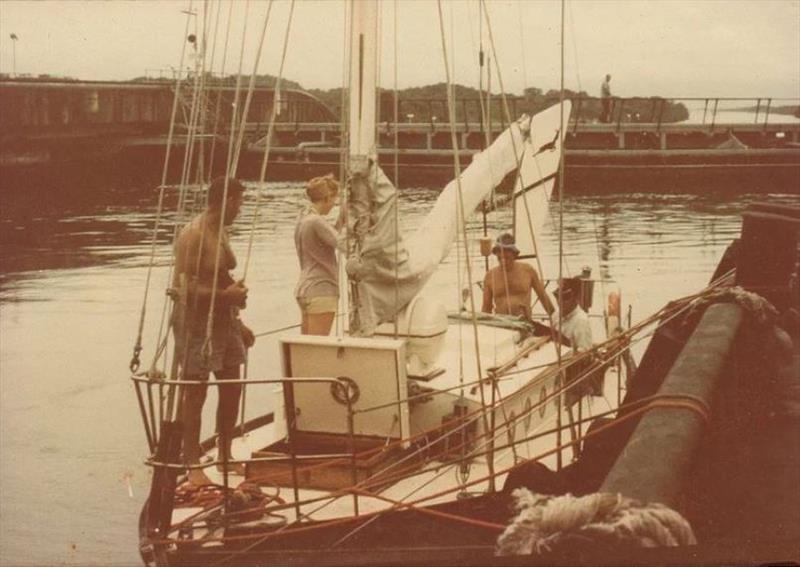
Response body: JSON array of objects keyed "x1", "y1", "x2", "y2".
[{"x1": 130, "y1": 329, "x2": 624, "y2": 528}]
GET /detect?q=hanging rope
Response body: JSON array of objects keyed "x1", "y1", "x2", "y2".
[
  {"x1": 436, "y1": 0, "x2": 496, "y2": 492},
  {"x1": 205, "y1": 0, "x2": 234, "y2": 183},
  {"x1": 241, "y1": 0, "x2": 296, "y2": 281},
  {"x1": 392, "y1": 0, "x2": 400, "y2": 339},
  {"x1": 496, "y1": 490, "x2": 696, "y2": 555},
  {"x1": 479, "y1": 0, "x2": 556, "y2": 338},
  {"x1": 130, "y1": 2, "x2": 195, "y2": 373},
  {"x1": 199, "y1": 0, "x2": 251, "y2": 359},
  {"x1": 335, "y1": 0, "x2": 351, "y2": 337},
  {"x1": 230, "y1": 0, "x2": 275, "y2": 177},
  {"x1": 148, "y1": 1, "x2": 219, "y2": 376},
  {"x1": 517, "y1": 1, "x2": 529, "y2": 92},
  {"x1": 567, "y1": 1, "x2": 583, "y2": 93}
]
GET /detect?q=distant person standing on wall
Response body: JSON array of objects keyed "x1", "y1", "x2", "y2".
[
  {"x1": 600, "y1": 74, "x2": 612, "y2": 123},
  {"x1": 295, "y1": 174, "x2": 343, "y2": 335}
]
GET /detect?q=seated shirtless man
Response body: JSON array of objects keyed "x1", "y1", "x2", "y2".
[
  {"x1": 482, "y1": 233, "x2": 555, "y2": 319},
  {"x1": 173, "y1": 176, "x2": 255, "y2": 485}
]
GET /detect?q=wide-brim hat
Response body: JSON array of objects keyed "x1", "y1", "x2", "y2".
[{"x1": 492, "y1": 233, "x2": 520, "y2": 255}]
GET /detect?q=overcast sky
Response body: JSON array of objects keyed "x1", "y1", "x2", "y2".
[{"x1": 1, "y1": 0, "x2": 798, "y2": 99}]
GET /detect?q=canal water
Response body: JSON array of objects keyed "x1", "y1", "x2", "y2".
[{"x1": 0, "y1": 179, "x2": 797, "y2": 566}]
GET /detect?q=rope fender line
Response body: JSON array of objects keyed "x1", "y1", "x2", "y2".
[{"x1": 496, "y1": 490, "x2": 696, "y2": 556}]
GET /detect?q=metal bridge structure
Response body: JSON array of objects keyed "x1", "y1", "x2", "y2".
[{"x1": 1, "y1": 78, "x2": 797, "y2": 192}]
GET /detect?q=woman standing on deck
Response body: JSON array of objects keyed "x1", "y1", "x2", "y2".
[{"x1": 294, "y1": 174, "x2": 343, "y2": 335}]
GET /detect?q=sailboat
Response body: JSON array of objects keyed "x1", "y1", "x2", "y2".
[
  {"x1": 133, "y1": 0, "x2": 602, "y2": 560},
  {"x1": 131, "y1": 1, "x2": 800, "y2": 566}
]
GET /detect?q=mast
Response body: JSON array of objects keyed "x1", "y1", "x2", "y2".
[
  {"x1": 347, "y1": 0, "x2": 378, "y2": 163},
  {"x1": 345, "y1": 0, "x2": 379, "y2": 334}
]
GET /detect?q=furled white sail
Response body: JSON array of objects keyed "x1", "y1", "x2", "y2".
[{"x1": 347, "y1": 103, "x2": 569, "y2": 335}]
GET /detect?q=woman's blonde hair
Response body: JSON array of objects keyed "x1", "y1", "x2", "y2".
[{"x1": 306, "y1": 174, "x2": 339, "y2": 203}]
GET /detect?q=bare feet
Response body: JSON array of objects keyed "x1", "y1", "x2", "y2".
[
  {"x1": 216, "y1": 461, "x2": 246, "y2": 476},
  {"x1": 187, "y1": 468, "x2": 214, "y2": 486}
]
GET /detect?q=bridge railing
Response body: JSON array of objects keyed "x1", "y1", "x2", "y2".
[
  {"x1": 571, "y1": 96, "x2": 800, "y2": 132},
  {"x1": 352, "y1": 95, "x2": 799, "y2": 133}
]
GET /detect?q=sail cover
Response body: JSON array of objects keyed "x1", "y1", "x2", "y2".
[{"x1": 347, "y1": 103, "x2": 569, "y2": 335}]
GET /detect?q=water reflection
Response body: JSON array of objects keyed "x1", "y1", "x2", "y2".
[{"x1": 2, "y1": 183, "x2": 799, "y2": 295}]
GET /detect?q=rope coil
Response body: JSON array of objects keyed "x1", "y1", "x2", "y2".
[{"x1": 496, "y1": 490, "x2": 697, "y2": 556}]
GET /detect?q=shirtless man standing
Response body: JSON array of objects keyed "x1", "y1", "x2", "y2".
[
  {"x1": 482, "y1": 233, "x2": 555, "y2": 319},
  {"x1": 173, "y1": 176, "x2": 255, "y2": 485}
]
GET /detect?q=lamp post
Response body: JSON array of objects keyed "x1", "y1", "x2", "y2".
[{"x1": 9, "y1": 33, "x2": 18, "y2": 77}]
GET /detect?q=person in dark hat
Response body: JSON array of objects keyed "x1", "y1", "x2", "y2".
[
  {"x1": 553, "y1": 277, "x2": 592, "y2": 352},
  {"x1": 481, "y1": 232, "x2": 554, "y2": 319}
]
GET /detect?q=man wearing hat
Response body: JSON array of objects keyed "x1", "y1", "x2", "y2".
[
  {"x1": 554, "y1": 277, "x2": 592, "y2": 352},
  {"x1": 481, "y1": 233, "x2": 554, "y2": 319}
]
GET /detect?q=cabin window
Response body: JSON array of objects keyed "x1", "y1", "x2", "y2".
[
  {"x1": 523, "y1": 397, "x2": 532, "y2": 431},
  {"x1": 540, "y1": 387, "x2": 548, "y2": 417},
  {"x1": 506, "y1": 411, "x2": 517, "y2": 446}
]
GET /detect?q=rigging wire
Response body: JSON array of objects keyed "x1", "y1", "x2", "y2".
[
  {"x1": 153, "y1": 15, "x2": 206, "y2": 378},
  {"x1": 478, "y1": 0, "x2": 557, "y2": 459},
  {"x1": 557, "y1": 0, "x2": 567, "y2": 470},
  {"x1": 517, "y1": 0, "x2": 529, "y2": 92},
  {"x1": 205, "y1": 0, "x2": 233, "y2": 183},
  {"x1": 129, "y1": 1, "x2": 195, "y2": 374},
  {"x1": 337, "y1": 0, "x2": 352, "y2": 337},
  {"x1": 153, "y1": 274, "x2": 732, "y2": 550},
  {"x1": 230, "y1": 0, "x2": 275, "y2": 177},
  {"x1": 150, "y1": 0, "x2": 218, "y2": 377},
  {"x1": 568, "y1": 0, "x2": 583, "y2": 93},
  {"x1": 166, "y1": 0, "x2": 240, "y2": 423},
  {"x1": 201, "y1": 0, "x2": 250, "y2": 354},
  {"x1": 392, "y1": 0, "x2": 400, "y2": 339},
  {"x1": 479, "y1": 0, "x2": 552, "y2": 322},
  {"x1": 242, "y1": 0, "x2": 296, "y2": 281},
  {"x1": 435, "y1": 0, "x2": 495, "y2": 493},
  {"x1": 226, "y1": 0, "x2": 276, "y2": 436}
]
